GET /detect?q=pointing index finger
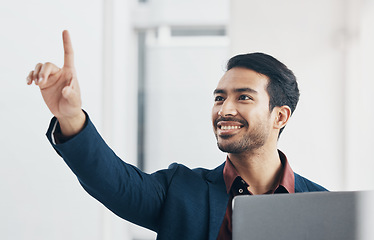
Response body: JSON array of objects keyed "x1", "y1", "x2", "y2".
[{"x1": 62, "y1": 30, "x2": 74, "y2": 68}]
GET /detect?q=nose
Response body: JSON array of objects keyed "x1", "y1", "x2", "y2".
[{"x1": 218, "y1": 99, "x2": 237, "y2": 117}]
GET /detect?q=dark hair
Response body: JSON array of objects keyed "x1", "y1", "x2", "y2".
[{"x1": 226, "y1": 52, "x2": 299, "y2": 136}]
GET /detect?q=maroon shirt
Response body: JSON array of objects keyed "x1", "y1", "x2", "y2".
[{"x1": 217, "y1": 150, "x2": 295, "y2": 240}]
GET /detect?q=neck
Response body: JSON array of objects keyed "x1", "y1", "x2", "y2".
[{"x1": 228, "y1": 147, "x2": 282, "y2": 195}]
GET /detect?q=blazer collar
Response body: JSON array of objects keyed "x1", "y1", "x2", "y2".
[{"x1": 206, "y1": 162, "x2": 225, "y2": 183}]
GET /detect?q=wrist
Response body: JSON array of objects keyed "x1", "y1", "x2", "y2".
[{"x1": 57, "y1": 110, "x2": 86, "y2": 137}]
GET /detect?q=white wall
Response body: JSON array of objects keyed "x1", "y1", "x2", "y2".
[
  {"x1": 130, "y1": 0, "x2": 230, "y2": 173},
  {"x1": 144, "y1": 34, "x2": 229, "y2": 172},
  {"x1": 0, "y1": 0, "x2": 107, "y2": 239},
  {"x1": 345, "y1": 0, "x2": 374, "y2": 191}
]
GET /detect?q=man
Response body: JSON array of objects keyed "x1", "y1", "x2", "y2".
[{"x1": 27, "y1": 30, "x2": 327, "y2": 240}]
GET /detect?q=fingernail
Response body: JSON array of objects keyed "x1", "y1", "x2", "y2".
[
  {"x1": 26, "y1": 77, "x2": 31, "y2": 84},
  {"x1": 39, "y1": 77, "x2": 44, "y2": 84}
]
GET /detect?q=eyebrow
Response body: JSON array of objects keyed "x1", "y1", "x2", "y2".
[{"x1": 213, "y1": 87, "x2": 258, "y2": 95}]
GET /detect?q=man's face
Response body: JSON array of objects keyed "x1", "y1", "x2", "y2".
[{"x1": 212, "y1": 67, "x2": 275, "y2": 154}]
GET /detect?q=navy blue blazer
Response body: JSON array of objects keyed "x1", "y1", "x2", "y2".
[{"x1": 47, "y1": 116, "x2": 327, "y2": 240}]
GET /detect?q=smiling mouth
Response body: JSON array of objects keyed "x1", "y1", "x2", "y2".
[
  {"x1": 217, "y1": 123, "x2": 243, "y2": 139},
  {"x1": 219, "y1": 125, "x2": 242, "y2": 130},
  {"x1": 217, "y1": 121, "x2": 245, "y2": 133}
]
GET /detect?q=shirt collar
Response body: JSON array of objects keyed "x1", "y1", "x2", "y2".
[{"x1": 222, "y1": 149, "x2": 295, "y2": 194}]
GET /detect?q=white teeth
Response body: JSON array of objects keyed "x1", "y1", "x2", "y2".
[{"x1": 221, "y1": 126, "x2": 241, "y2": 130}]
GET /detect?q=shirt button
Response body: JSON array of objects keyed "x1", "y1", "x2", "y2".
[{"x1": 238, "y1": 189, "x2": 243, "y2": 194}]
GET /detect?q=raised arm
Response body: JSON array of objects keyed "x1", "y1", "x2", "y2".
[
  {"x1": 27, "y1": 31, "x2": 172, "y2": 232},
  {"x1": 27, "y1": 30, "x2": 85, "y2": 136}
]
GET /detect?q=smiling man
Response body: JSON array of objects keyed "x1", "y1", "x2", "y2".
[
  {"x1": 210, "y1": 54, "x2": 329, "y2": 239},
  {"x1": 27, "y1": 31, "x2": 327, "y2": 240}
]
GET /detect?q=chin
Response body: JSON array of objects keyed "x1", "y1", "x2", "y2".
[{"x1": 217, "y1": 142, "x2": 244, "y2": 154}]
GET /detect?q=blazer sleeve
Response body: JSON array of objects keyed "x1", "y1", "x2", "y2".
[{"x1": 46, "y1": 115, "x2": 177, "y2": 232}]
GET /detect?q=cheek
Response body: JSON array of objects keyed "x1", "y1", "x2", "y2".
[
  {"x1": 236, "y1": 107, "x2": 264, "y2": 126},
  {"x1": 236, "y1": 107, "x2": 250, "y2": 119}
]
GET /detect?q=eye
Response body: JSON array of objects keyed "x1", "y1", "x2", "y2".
[
  {"x1": 214, "y1": 96, "x2": 225, "y2": 102},
  {"x1": 238, "y1": 95, "x2": 252, "y2": 101}
]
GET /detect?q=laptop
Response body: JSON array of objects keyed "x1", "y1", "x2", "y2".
[{"x1": 232, "y1": 191, "x2": 374, "y2": 240}]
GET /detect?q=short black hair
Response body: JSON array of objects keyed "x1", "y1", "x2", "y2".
[{"x1": 226, "y1": 52, "x2": 299, "y2": 136}]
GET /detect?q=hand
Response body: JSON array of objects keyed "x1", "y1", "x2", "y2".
[{"x1": 27, "y1": 30, "x2": 86, "y2": 136}]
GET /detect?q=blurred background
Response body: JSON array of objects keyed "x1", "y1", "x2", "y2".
[{"x1": 1, "y1": 0, "x2": 373, "y2": 239}]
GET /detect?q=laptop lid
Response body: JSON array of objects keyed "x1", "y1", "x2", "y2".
[{"x1": 232, "y1": 191, "x2": 374, "y2": 240}]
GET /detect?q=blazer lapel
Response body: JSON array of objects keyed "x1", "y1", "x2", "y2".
[{"x1": 206, "y1": 163, "x2": 230, "y2": 240}]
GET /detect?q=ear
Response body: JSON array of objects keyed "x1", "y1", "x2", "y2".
[{"x1": 273, "y1": 105, "x2": 292, "y2": 130}]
